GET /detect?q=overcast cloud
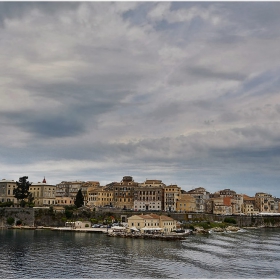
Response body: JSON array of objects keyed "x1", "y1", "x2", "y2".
[{"x1": 1, "y1": 2, "x2": 280, "y2": 197}]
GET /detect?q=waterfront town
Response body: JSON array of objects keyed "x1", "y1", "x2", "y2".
[{"x1": 1, "y1": 175, "x2": 279, "y2": 216}]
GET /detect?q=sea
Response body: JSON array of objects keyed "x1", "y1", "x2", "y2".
[{"x1": 0, "y1": 227, "x2": 279, "y2": 278}]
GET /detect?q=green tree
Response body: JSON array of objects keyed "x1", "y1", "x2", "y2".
[
  {"x1": 65, "y1": 209, "x2": 73, "y2": 219},
  {"x1": 224, "y1": 217, "x2": 237, "y2": 224},
  {"x1": 6, "y1": 217, "x2": 15, "y2": 225},
  {"x1": 14, "y1": 176, "x2": 32, "y2": 206},
  {"x1": 27, "y1": 193, "x2": 35, "y2": 207},
  {"x1": 74, "y1": 189, "x2": 84, "y2": 208}
]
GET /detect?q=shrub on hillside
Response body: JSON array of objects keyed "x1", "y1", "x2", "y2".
[
  {"x1": 224, "y1": 217, "x2": 237, "y2": 224},
  {"x1": 6, "y1": 217, "x2": 15, "y2": 225}
]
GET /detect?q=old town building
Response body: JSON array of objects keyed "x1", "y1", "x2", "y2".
[
  {"x1": 90, "y1": 185, "x2": 114, "y2": 208},
  {"x1": 176, "y1": 193, "x2": 197, "y2": 212},
  {"x1": 113, "y1": 176, "x2": 138, "y2": 209},
  {"x1": 80, "y1": 181, "x2": 100, "y2": 206},
  {"x1": 241, "y1": 195, "x2": 259, "y2": 215},
  {"x1": 211, "y1": 189, "x2": 242, "y2": 214},
  {"x1": 163, "y1": 184, "x2": 181, "y2": 211},
  {"x1": 55, "y1": 180, "x2": 85, "y2": 202},
  {"x1": 127, "y1": 213, "x2": 177, "y2": 233},
  {"x1": 186, "y1": 187, "x2": 210, "y2": 213},
  {"x1": 255, "y1": 192, "x2": 276, "y2": 213},
  {"x1": 30, "y1": 178, "x2": 56, "y2": 206},
  {"x1": 0, "y1": 179, "x2": 18, "y2": 204},
  {"x1": 134, "y1": 179, "x2": 165, "y2": 211}
]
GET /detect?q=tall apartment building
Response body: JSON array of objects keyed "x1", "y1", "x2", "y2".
[
  {"x1": 80, "y1": 181, "x2": 100, "y2": 205},
  {"x1": 87, "y1": 185, "x2": 100, "y2": 207},
  {"x1": 255, "y1": 192, "x2": 275, "y2": 213},
  {"x1": 96, "y1": 186, "x2": 114, "y2": 207},
  {"x1": 242, "y1": 194, "x2": 259, "y2": 215},
  {"x1": 134, "y1": 179, "x2": 165, "y2": 211},
  {"x1": 274, "y1": 198, "x2": 280, "y2": 213},
  {"x1": 0, "y1": 179, "x2": 18, "y2": 204},
  {"x1": 113, "y1": 176, "x2": 138, "y2": 210},
  {"x1": 55, "y1": 180, "x2": 85, "y2": 201},
  {"x1": 214, "y1": 197, "x2": 233, "y2": 215},
  {"x1": 211, "y1": 189, "x2": 242, "y2": 214},
  {"x1": 163, "y1": 184, "x2": 181, "y2": 211},
  {"x1": 187, "y1": 187, "x2": 210, "y2": 213}
]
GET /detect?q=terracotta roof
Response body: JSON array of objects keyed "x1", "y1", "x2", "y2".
[
  {"x1": 159, "y1": 215, "x2": 175, "y2": 221},
  {"x1": 243, "y1": 194, "x2": 255, "y2": 201}
]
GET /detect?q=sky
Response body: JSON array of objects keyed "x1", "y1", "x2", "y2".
[{"x1": 1, "y1": 2, "x2": 280, "y2": 198}]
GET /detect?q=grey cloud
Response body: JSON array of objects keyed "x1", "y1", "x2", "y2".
[
  {"x1": 2, "y1": 111, "x2": 86, "y2": 138},
  {"x1": 187, "y1": 66, "x2": 246, "y2": 81},
  {"x1": 168, "y1": 64, "x2": 247, "y2": 86},
  {"x1": 0, "y1": 2, "x2": 80, "y2": 28},
  {"x1": 220, "y1": 2, "x2": 280, "y2": 38},
  {"x1": 1, "y1": 2, "x2": 280, "y2": 197}
]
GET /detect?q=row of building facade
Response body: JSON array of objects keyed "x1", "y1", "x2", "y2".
[{"x1": 0, "y1": 176, "x2": 279, "y2": 215}]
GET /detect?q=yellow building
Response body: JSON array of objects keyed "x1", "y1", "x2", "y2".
[
  {"x1": 81, "y1": 181, "x2": 100, "y2": 205},
  {"x1": 255, "y1": 192, "x2": 275, "y2": 213},
  {"x1": 0, "y1": 179, "x2": 18, "y2": 204},
  {"x1": 87, "y1": 185, "x2": 114, "y2": 207},
  {"x1": 29, "y1": 178, "x2": 56, "y2": 206},
  {"x1": 96, "y1": 186, "x2": 114, "y2": 207},
  {"x1": 242, "y1": 195, "x2": 259, "y2": 215},
  {"x1": 127, "y1": 213, "x2": 177, "y2": 233},
  {"x1": 176, "y1": 194, "x2": 196, "y2": 212},
  {"x1": 164, "y1": 185, "x2": 181, "y2": 211},
  {"x1": 55, "y1": 196, "x2": 74, "y2": 206}
]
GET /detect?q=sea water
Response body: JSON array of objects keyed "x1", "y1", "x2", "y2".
[{"x1": 0, "y1": 228, "x2": 279, "y2": 278}]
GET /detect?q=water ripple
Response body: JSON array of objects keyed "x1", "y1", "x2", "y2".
[{"x1": 1, "y1": 228, "x2": 280, "y2": 278}]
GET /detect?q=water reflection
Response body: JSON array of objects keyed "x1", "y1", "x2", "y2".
[{"x1": 0, "y1": 228, "x2": 280, "y2": 278}]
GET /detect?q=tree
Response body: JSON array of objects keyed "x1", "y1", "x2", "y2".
[
  {"x1": 6, "y1": 217, "x2": 15, "y2": 225},
  {"x1": 14, "y1": 176, "x2": 32, "y2": 207},
  {"x1": 74, "y1": 189, "x2": 84, "y2": 208},
  {"x1": 27, "y1": 193, "x2": 35, "y2": 207}
]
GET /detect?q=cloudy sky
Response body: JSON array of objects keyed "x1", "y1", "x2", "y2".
[{"x1": 1, "y1": 2, "x2": 280, "y2": 197}]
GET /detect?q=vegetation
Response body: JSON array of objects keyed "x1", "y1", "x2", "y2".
[
  {"x1": 26, "y1": 193, "x2": 35, "y2": 208},
  {"x1": 90, "y1": 218, "x2": 98, "y2": 224},
  {"x1": 223, "y1": 217, "x2": 237, "y2": 224},
  {"x1": 74, "y1": 189, "x2": 84, "y2": 208},
  {"x1": 6, "y1": 217, "x2": 15, "y2": 225},
  {"x1": 14, "y1": 176, "x2": 32, "y2": 207},
  {"x1": 0, "y1": 201, "x2": 14, "y2": 207},
  {"x1": 264, "y1": 217, "x2": 276, "y2": 225},
  {"x1": 183, "y1": 220, "x2": 229, "y2": 230},
  {"x1": 65, "y1": 209, "x2": 73, "y2": 219},
  {"x1": 65, "y1": 205, "x2": 77, "y2": 211}
]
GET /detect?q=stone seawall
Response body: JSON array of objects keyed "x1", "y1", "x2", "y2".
[
  {"x1": 0, "y1": 208, "x2": 35, "y2": 227},
  {"x1": 167, "y1": 212, "x2": 280, "y2": 228},
  {"x1": 1, "y1": 207, "x2": 280, "y2": 228}
]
